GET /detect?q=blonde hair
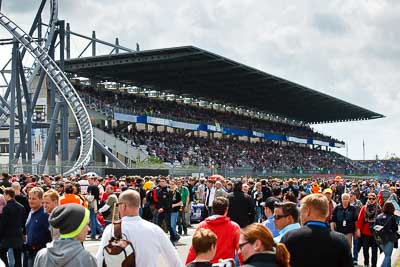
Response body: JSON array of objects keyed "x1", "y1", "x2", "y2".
[
  {"x1": 301, "y1": 193, "x2": 328, "y2": 218},
  {"x1": 43, "y1": 189, "x2": 59, "y2": 202},
  {"x1": 29, "y1": 187, "x2": 44, "y2": 199}
]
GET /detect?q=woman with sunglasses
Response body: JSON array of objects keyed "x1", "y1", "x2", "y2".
[
  {"x1": 238, "y1": 223, "x2": 290, "y2": 267},
  {"x1": 355, "y1": 193, "x2": 381, "y2": 267}
]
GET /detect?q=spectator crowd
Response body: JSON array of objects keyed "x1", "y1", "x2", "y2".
[
  {"x1": 0, "y1": 171, "x2": 399, "y2": 267},
  {"x1": 79, "y1": 87, "x2": 343, "y2": 144},
  {"x1": 104, "y1": 126, "x2": 354, "y2": 173}
]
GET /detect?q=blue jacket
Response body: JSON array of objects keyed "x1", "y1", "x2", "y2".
[{"x1": 26, "y1": 206, "x2": 51, "y2": 251}]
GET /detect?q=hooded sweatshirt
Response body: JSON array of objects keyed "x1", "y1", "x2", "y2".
[
  {"x1": 33, "y1": 239, "x2": 97, "y2": 267},
  {"x1": 186, "y1": 215, "x2": 241, "y2": 265}
]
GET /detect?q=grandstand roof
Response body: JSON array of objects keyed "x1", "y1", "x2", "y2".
[{"x1": 64, "y1": 46, "x2": 384, "y2": 124}]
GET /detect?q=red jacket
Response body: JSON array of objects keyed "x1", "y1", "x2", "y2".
[
  {"x1": 356, "y1": 205, "x2": 379, "y2": 236},
  {"x1": 186, "y1": 215, "x2": 241, "y2": 264}
]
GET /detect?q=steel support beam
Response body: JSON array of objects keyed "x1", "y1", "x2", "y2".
[
  {"x1": 48, "y1": 37, "x2": 57, "y2": 174},
  {"x1": 70, "y1": 137, "x2": 81, "y2": 162},
  {"x1": 8, "y1": 39, "x2": 17, "y2": 173},
  {"x1": 92, "y1": 31, "x2": 96, "y2": 57},
  {"x1": 93, "y1": 138, "x2": 127, "y2": 169},
  {"x1": 18, "y1": 51, "x2": 33, "y2": 172},
  {"x1": 66, "y1": 23, "x2": 70, "y2": 59},
  {"x1": 67, "y1": 29, "x2": 133, "y2": 53},
  {"x1": 59, "y1": 20, "x2": 69, "y2": 175},
  {"x1": 16, "y1": 54, "x2": 27, "y2": 170},
  {"x1": 39, "y1": 102, "x2": 61, "y2": 174}
]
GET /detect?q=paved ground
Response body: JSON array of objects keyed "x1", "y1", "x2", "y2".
[{"x1": 85, "y1": 224, "x2": 400, "y2": 267}]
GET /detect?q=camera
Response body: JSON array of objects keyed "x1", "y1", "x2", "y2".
[{"x1": 211, "y1": 259, "x2": 235, "y2": 267}]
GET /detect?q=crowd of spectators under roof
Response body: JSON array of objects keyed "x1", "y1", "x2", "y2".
[
  {"x1": 78, "y1": 87, "x2": 343, "y2": 144},
  {"x1": 102, "y1": 125, "x2": 354, "y2": 173}
]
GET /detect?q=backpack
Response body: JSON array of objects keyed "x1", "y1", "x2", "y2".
[
  {"x1": 103, "y1": 220, "x2": 136, "y2": 267},
  {"x1": 372, "y1": 216, "x2": 391, "y2": 245}
]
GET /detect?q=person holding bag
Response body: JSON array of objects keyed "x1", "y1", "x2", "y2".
[{"x1": 374, "y1": 202, "x2": 398, "y2": 267}]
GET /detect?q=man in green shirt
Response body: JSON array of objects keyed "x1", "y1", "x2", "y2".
[{"x1": 177, "y1": 179, "x2": 190, "y2": 235}]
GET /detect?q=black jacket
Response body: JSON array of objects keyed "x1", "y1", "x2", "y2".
[
  {"x1": 241, "y1": 253, "x2": 278, "y2": 267},
  {"x1": 227, "y1": 191, "x2": 255, "y2": 228},
  {"x1": 281, "y1": 223, "x2": 353, "y2": 267},
  {"x1": 0, "y1": 199, "x2": 26, "y2": 249},
  {"x1": 375, "y1": 213, "x2": 398, "y2": 244}
]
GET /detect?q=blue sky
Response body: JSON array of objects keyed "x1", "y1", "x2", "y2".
[{"x1": 1, "y1": 0, "x2": 399, "y2": 160}]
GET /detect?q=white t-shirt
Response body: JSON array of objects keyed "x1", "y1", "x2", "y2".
[
  {"x1": 78, "y1": 179, "x2": 89, "y2": 194},
  {"x1": 96, "y1": 216, "x2": 183, "y2": 267}
]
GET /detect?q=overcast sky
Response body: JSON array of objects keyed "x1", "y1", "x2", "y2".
[{"x1": 0, "y1": 0, "x2": 399, "y2": 160}]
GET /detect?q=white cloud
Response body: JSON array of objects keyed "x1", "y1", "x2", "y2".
[{"x1": 0, "y1": 0, "x2": 398, "y2": 160}]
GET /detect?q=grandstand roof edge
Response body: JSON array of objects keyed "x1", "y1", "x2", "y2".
[{"x1": 64, "y1": 45, "x2": 385, "y2": 124}]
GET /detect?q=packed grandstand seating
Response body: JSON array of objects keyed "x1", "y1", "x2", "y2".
[
  {"x1": 101, "y1": 125, "x2": 354, "y2": 173},
  {"x1": 356, "y1": 160, "x2": 400, "y2": 176},
  {"x1": 78, "y1": 87, "x2": 344, "y2": 144}
]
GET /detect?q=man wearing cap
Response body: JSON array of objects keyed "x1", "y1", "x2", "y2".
[
  {"x1": 34, "y1": 203, "x2": 97, "y2": 267},
  {"x1": 323, "y1": 188, "x2": 336, "y2": 223}
]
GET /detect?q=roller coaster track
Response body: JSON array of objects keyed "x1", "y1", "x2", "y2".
[
  {"x1": 0, "y1": 10, "x2": 93, "y2": 176},
  {"x1": 0, "y1": 0, "x2": 58, "y2": 125}
]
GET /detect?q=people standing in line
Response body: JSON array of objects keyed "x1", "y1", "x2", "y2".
[
  {"x1": 156, "y1": 177, "x2": 179, "y2": 243},
  {"x1": 227, "y1": 181, "x2": 255, "y2": 228},
  {"x1": 96, "y1": 190, "x2": 182, "y2": 267},
  {"x1": 330, "y1": 193, "x2": 358, "y2": 251},
  {"x1": 186, "y1": 229, "x2": 217, "y2": 267},
  {"x1": 374, "y1": 202, "x2": 398, "y2": 267},
  {"x1": 281, "y1": 193, "x2": 353, "y2": 267},
  {"x1": 33, "y1": 204, "x2": 97, "y2": 267},
  {"x1": 262, "y1": 197, "x2": 281, "y2": 237},
  {"x1": 186, "y1": 197, "x2": 240, "y2": 265},
  {"x1": 239, "y1": 223, "x2": 290, "y2": 267},
  {"x1": 42, "y1": 189, "x2": 60, "y2": 240},
  {"x1": 273, "y1": 201, "x2": 301, "y2": 243},
  {"x1": 0, "y1": 188, "x2": 26, "y2": 267},
  {"x1": 355, "y1": 192, "x2": 381, "y2": 267},
  {"x1": 25, "y1": 187, "x2": 52, "y2": 267}
]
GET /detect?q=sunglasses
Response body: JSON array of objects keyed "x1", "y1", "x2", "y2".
[
  {"x1": 274, "y1": 214, "x2": 289, "y2": 220},
  {"x1": 238, "y1": 241, "x2": 251, "y2": 250},
  {"x1": 368, "y1": 198, "x2": 376, "y2": 200}
]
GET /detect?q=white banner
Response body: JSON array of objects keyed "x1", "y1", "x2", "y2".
[
  {"x1": 287, "y1": 136, "x2": 308, "y2": 144},
  {"x1": 313, "y1": 140, "x2": 330, "y2": 147}
]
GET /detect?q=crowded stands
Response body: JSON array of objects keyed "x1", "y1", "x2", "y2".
[
  {"x1": 78, "y1": 87, "x2": 343, "y2": 144},
  {"x1": 103, "y1": 125, "x2": 354, "y2": 174}
]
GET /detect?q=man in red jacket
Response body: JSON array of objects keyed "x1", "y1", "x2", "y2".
[{"x1": 186, "y1": 197, "x2": 241, "y2": 265}]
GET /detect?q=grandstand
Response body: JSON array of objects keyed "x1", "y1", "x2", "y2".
[
  {"x1": 0, "y1": 0, "x2": 393, "y2": 179},
  {"x1": 62, "y1": 46, "x2": 385, "y2": 177}
]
